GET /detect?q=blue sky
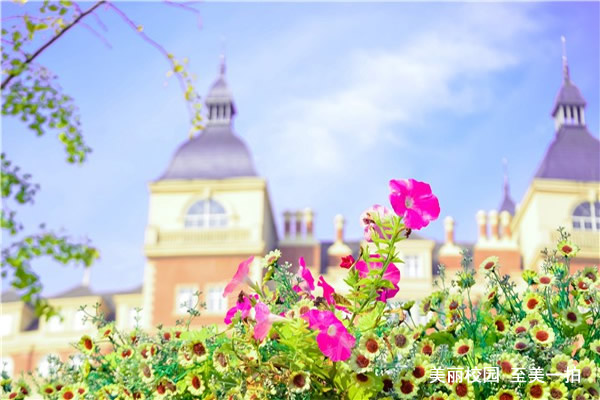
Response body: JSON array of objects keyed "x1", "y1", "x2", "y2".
[{"x1": 2, "y1": 2, "x2": 599, "y2": 296}]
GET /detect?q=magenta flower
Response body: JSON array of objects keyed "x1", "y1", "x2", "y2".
[
  {"x1": 355, "y1": 256, "x2": 400, "y2": 302},
  {"x1": 389, "y1": 179, "x2": 440, "y2": 230},
  {"x1": 253, "y1": 302, "x2": 284, "y2": 341},
  {"x1": 293, "y1": 257, "x2": 315, "y2": 294},
  {"x1": 360, "y1": 205, "x2": 393, "y2": 241},
  {"x1": 224, "y1": 295, "x2": 252, "y2": 324},
  {"x1": 317, "y1": 276, "x2": 336, "y2": 305},
  {"x1": 223, "y1": 256, "x2": 254, "y2": 298},
  {"x1": 302, "y1": 309, "x2": 355, "y2": 361}
]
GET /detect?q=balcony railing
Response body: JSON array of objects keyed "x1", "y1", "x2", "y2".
[
  {"x1": 551, "y1": 230, "x2": 599, "y2": 253},
  {"x1": 157, "y1": 228, "x2": 251, "y2": 245}
]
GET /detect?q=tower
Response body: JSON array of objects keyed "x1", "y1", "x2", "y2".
[{"x1": 141, "y1": 57, "x2": 278, "y2": 328}]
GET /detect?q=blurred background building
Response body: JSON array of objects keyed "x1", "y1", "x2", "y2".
[{"x1": 2, "y1": 51, "x2": 598, "y2": 377}]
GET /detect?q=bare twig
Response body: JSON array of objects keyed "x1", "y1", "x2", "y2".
[
  {"x1": 80, "y1": 21, "x2": 112, "y2": 48},
  {"x1": 1, "y1": 0, "x2": 106, "y2": 90}
]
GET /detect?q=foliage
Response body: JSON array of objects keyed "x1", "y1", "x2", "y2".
[{"x1": 1, "y1": 0, "x2": 203, "y2": 317}]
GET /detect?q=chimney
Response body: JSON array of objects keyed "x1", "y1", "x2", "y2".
[
  {"x1": 444, "y1": 216, "x2": 455, "y2": 245},
  {"x1": 283, "y1": 211, "x2": 292, "y2": 239},
  {"x1": 82, "y1": 267, "x2": 91, "y2": 287},
  {"x1": 489, "y1": 210, "x2": 499, "y2": 241},
  {"x1": 334, "y1": 214, "x2": 344, "y2": 243},
  {"x1": 500, "y1": 211, "x2": 512, "y2": 240},
  {"x1": 295, "y1": 210, "x2": 303, "y2": 239},
  {"x1": 476, "y1": 210, "x2": 487, "y2": 241},
  {"x1": 304, "y1": 208, "x2": 314, "y2": 238}
]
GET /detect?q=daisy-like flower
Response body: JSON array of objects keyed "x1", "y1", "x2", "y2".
[
  {"x1": 582, "y1": 266, "x2": 598, "y2": 283},
  {"x1": 578, "y1": 358, "x2": 597, "y2": 383},
  {"x1": 98, "y1": 322, "x2": 115, "y2": 339},
  {"x1": 579, "y1": 293, "x2": 595, "y2": 308},
  {"x1": 523, "y1": 312, "x2": 544, "y2": 328},
  {"x1": 562, "y1": 307, "x2": 583, "y2": 328},
  {"x1": 550, "y1": 354, "x2": 574, "y2": 376},
  {"x1": 589, "y1": 339, "x2": 600, "y2": 356},
  {"x1": 480, "y1": 256, "x2": 499, "y2": 273},
  {"x1": 389, "y1": 178, "x2": 440, "y2": 230},
  {"x1": 525, "y1": 382, "x2": 548, "y2": 400},
  {"x1": 573, "y1": 277, "x2": 592, "y2": 292},
  {"x1": 453, "y1": 339, "x2": 474, "y2": 357},
  {"x1": 496, "y1": 353, "x2": 522, "y2": 380},
  {"x1": 538, "y1": 274, "x2": 555, "y2": 286},
  {"x1": 178, "y1": 346, "x2": 194, "y2": 367},
  {"x1": 410, "y1": 355, "x2": 430, "y2": 384},
  {"x1": 485, "y1": 286, "x2": 500, "y2": 304},
  {"x1": 523, "y1": 292, "x2": 545, "y2": 313},
  {"x1": 58, "y1": 385, "x2": 78, "y2": 400},
  {"x1": 492, "y1": 388, "x2": 520, "y2": 400},
  {"x1": 212, "y1": 348, "x2": 233, "y2": 374},
  {"x1": 185, "y1": 370, "x2": 205, "y2": 396},
  {"x1": 513, "y1": 338, "x2": 531, "y2": 352},
  {"x1": 223, "y1": 256, "x2": 254, "y2": 298},
  {"x1": 188, "y1": 339, "x2": 208, "y2": 363},
  {"x1": 154, "y1": 379, "x2": 177, "y2": 399},
  {"x1": 570, "y1": 388, "x2": 590, "y2": 400},
  {"x1": 445, "y1": 295, "x2": 463, "y2": 314},
  {"x1": 429, "y1": 392, "x2": 449, "y2": 400},
  {"x1": 286, "y1": 298, "x2": 313, "y2": 319},
  {"x1": 349, "y1": 352, "x2": 372, "y2": 373},
  {"x1": 418, "y1": 339, "x2": 435, "y2": 357},
  {"x1": 139, "y1": 343, "x2": 157, "y2": 361},
  {"x1": 288, "y1": 371, "x2": 310, "y2": 393},
  {"x1": 78, "y1": 335, "x2": 95, "y2": 354},
  {"x1": 420, "y1": 296, "x2": 433, "y2": 315},
  {"x1": 493, "y1": 315, "x2": 509, "y2": 335},
  {"x1": 119, "y1": 346, "x2": 133, "y2": 360},
  {"x1": 359, "y1": 334, "x2": 382, "y2": 360},
  {"x1": 263, "y1": 249, "x2": 281, "y2": 266},
  {"x1": 140, "y1": 364, "x2": 154, "y2": 383},
  {"x1": 531, "y1": 324, "x2": 555, "y2": 347},
  {"x1": 395, "y1": 375, "x2": 418, "y2": 399},
  {"x1": 389, "y1": 326, "x2": 413, "y2": 355},
  {"x1": 557, "y1": 240, "x2": 579, "y2": 258},
  {"x1": 584, "y1": 383, "x2": 600, "y2": 399},
  {"x1": 547, "y1": 381, "x2": 568, "y2": 399},
  {"x1": 450, "y1": 381, "x2": 475, "y2": 399},
  {"x1": 41, "y1": 384, "x2": 56, "y2": 395},
  {"x1": 75, "y1": 385, "x2": 88, "y2": 397}
]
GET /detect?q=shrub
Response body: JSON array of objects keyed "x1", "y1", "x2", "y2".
[{"x1": 1, "y1": 179, "x2": 598, "y2": 399}]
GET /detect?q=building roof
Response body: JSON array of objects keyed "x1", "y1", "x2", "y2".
[
  {"x1": 534, "y1": 125, "x2": 600, "y2": 182},
  {"x1": 159, "y1": 58, "x2": 256, "y2": 181},
  {"x1": 551, "y1": 79, "x2": 587, "y2": 116},
  {"x1": 50, "y1": 285, "x2": 96, "y2": 299},
  {"x1": 0, "y1": 290, "x2": 20, "y2": 303}
]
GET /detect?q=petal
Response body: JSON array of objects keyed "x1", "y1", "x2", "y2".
[
  {"x1": 409, "y1": 179, "x2": 433, "y2": 198},
  {"x1": 404, "y1": 208, "x2": 427, "y2": 230},
  {"x1": 389, "y1": 179, "x2": 410, "y2": 194},
  {"x1": 317, "y1": 276, "x2": 336, "y2": 305},
  {"x1": 415, "y1": 194, "x2": 441, "y2": 221},
  {"x1": 355, "y1": 260, "x2": 369, "y2": 278},
  {"x1": 382, "y1": 263, "x2": 400, "y2": 285},
  {"x1": 223, "y1": 256, "x2": 254, "y2": 298},
  {"x1": 389, "y1": 192, "x2": 408, "y2": 217}
]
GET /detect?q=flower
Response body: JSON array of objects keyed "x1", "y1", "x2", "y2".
[
  {"x1": 78, "y1": 335, "x2": 95, "y2": 354},
  {"x1": 450, "y1": 381, "x2": 475, "y2": 399},
  {"x1": 98, "y1": 323, "x2": 115, "y2": 339},
  {"x1": 58, "y1": 385, "x2": 77, "y2": 400},
  {"x1": 573, "y1": 277, "x2": 592, "y2": 292},
  {"x1": 41, "y1": 384, "x2": 56, "y2": 395},
  {"x1": 453, "y1": 339, "x2": 473, "y2": 357},
  {"x1": 513, "y1": 338, "x2": 531, "y2": 352},
  {"x1": 302, "y1": 309, "x2": 355, "y2": 361},
  {"x1": 185, "y1": 371, "x2": 205, "y2": 396},
  {"x1": 140, "y1": 363, "x2": 154, "y2": 383},
  {"x1": 355, "y1": 256, "x2": 400, "y2": 301},
  {"x1": 212, "y1": 349, "x2": 233, "y2": 374},
  {"x1": 340, "y1": 254, "x2": 355, "y2": 269},
  {"x1": 389, "y1": 326, "x2": 413, "y2": 355},
  {"x1": 410, "y1": 355, "x2": 430, "y2": 384},
  {"x1": 224, "y1": 295, "x2": 253, "y2": 324},
  {"x1": 492, "y1": 388, "x2": 520, "y2": 400},
  {"x1": 557, "y1": 240, "x2": 579, "y2": 257},
  {"x1": 119, "y1": 346, "x2": 133, "y2": 360},
  {"x1": 349, "y1": 352, "x2": 373, "y2": 373},
  {"x1": 578, "y1": 358, "x2": 597, "y2": 383},
  {"x1": 562, "y1": 307, "x2": 583, "y2": 328},
  {"x1": 359, "y1": 334, "x2": 382, "y2": 360},
  {"x1": 253, "y1": 301, "x2": 284, "y2": 341},
  {"x1": 223, "y1": 256, "x2": 254, "y2": 298},
  {"x1": 522, "y1": 312, "x2": 543, "y2": 328},
  {"x1": 317, "y1": 276, "x2": 336, "y2": 305},
  {"x1": 531, "y1": 325, "x2": 555, "y2": 347},
  {"x1": 395, "y1": 376, "x2": 418, "y2": 399},
  {"x1": 538, "y1": 274, "x2": 555, "y2": 286},
  {"x1": 524, "y1": 382, "x2": 548, "y2": 400},
  {"x1": 550, "y1": 354, "x2": 573, "y2": 375},
  {"x1": 360, "y1": 204, "x2": 393, "y2": 241},
  {"x1": 389, "y1": 178, "x2": 440, "y2": 230},
  {"x1": 523, "y1": 292, "x2": 544, "y2": 313},
  {"x1": 496, "y1": 353, "x2": 521, "y2": 380},
  {"x1": 419, "y1": 339, "x2": 435, "y2": 357},
  {"x1": 480, "y1": 256, "x2": 499, "y2": 273},
  {"x1": 263, "y1": 250, "x2": 281, "y2": 266},
  {"x1": 139, "y1": 343, "x2": 157, "y2": 360},
  {"x1": 582, "y1": 266, "x2": 598, "y2": 283},
  {"x1": 547, "y1": 381, "x2": 567, "y2": 399},
  {"x1": 293, "y1": 257, "x2": 315, "y2": 293},
  {"x1": 288, "y1": 371, "x2": 310, "y2": 393},
  {"x1": 188, "y1": 339, "x2": 208, "y2": 363},
  {"x1": 589, "y1": 339, "x2": 600, "y2": 356}
]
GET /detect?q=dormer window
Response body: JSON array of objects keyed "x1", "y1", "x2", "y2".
[
  {"x1": 185, "y1": 199, "x2": 228, "y2": 229},
  {"x1": 0, "y1": 314, "x2": 13, "y2": 336},
  {"x1": 573, "y1": 201, "x2": 600, "y2": 231}
]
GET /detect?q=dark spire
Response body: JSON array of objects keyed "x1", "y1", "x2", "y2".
[{"x1": 499, "y1": 158, "x2": 516, "y2": 215}]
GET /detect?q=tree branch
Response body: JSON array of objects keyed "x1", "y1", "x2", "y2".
[{"x1": 1, "y1": 0, "x2": 106, "y2": 90}]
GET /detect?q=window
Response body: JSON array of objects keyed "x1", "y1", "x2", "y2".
[
  {"x1": 175, "y1": 287, "x2": 197, "y2": 315},
  {"x1": 47, "y1": 315, "x2": 64, "y2": 332},
  {"x1": 404, "y1": 255, "x2": 422, "y2": 278},
  {"x1": 206, "y1": 286, "x2": 228, "y2": 313},
  {"x1": 128, "y1": 308, "x2": 139, "y2": 329},
  {"x1": 1, "y1": 357, "x2": 14, "y2": 377},
  {"x1": 573, "y1": 201, "x2": 600, "y2": 231},
  {"x1": 184, "y1": 199, "x2": 228, "y2": 229},
  {"x1": 0, "y1": 314, "x2": 13, "y2": 336},
  {"x1": 69, "y1": 354, "x2": 84, "y2": 369},
  {"x1": 74, "y1": 310, "x2": 89, "y2": 331}
]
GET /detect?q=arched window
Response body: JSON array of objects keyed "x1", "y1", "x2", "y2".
[
  {"x1": 573, "y1": 201, "x2": 600, "y2": 231},
  {"x1": 185, "y1": 199, "x2": 228, "y2": 228}
]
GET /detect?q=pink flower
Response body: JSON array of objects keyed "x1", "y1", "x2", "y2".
[
  {"x1": 389, "y1": 179, "x2": 440, "y2": 230},
  {"x1": 355, "y1": 256, "x2": 400, "y2": 302},
  {"x1": 302, "y1": 309, "x2": 355, "y2": 361},
  {"x1": 253, "y1": 302, "x2": 284, "y2": 341},
  {"x1": 339, "y1": 255, "x2": 355, "y2": 269},
  {"x1": 223, "y1": 256, "x2": 254, "y2": 298},
  {"x1": 293, "y1": 257, "x2": 315, "y2": 294},
  {"x1": 318, "y1": 276, "x2": 336, "y2": 305},
  {"x1": 360, "y1": 205, "x2": 393, "y2": 241},
  {"x1": 224, "y1": 295, "x2": 252, "y2": 324}
]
